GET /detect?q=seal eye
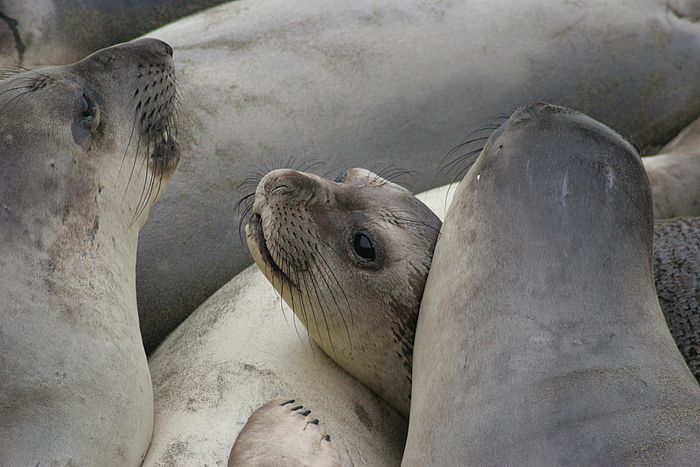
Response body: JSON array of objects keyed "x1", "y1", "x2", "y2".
[
  {"x1": 352, "y1": 232, "x2": 376, "y2": 262},
  {"x1": 73, "y1": 91, "x2": 99, "y2": 147},
  {"x1": 78, "y1": 92, "x2": 96, "y2": 123},
  {"x1": 334, "y1": 171, "x2": 348, "y2": 183}
]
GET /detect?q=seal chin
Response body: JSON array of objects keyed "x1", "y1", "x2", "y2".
[{"x1": 245, "y1": 216, "x2": 299, "y2": 292}]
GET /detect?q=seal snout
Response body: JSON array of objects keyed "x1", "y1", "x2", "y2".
[
  {"x1": 259, "y1": 169, "x2": 328, "y2": 206},
  {"x1": 260, "y1": 170, "x2": 299, "y2": 198},
  {"x1": 511, "y1": 101, "x2": 574, "y2": 120}
]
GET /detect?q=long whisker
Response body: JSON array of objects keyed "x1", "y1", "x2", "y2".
[
  {"x1": 432, "y1": 119, "x2": 505, "y2": 186},
  {"x1": 306, "y1": 240, "x2": 354, "y2": 348}
]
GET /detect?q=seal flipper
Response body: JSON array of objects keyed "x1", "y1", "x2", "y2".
[{"x1": 228, "y1": 397, "x2": 340, "y2": 467}]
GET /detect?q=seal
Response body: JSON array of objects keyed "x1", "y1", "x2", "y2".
[
  {"x1": 142, "y1": 265, "x2": 407, "y2": 467},
  {"x1": 419, "y1": 185, "x2": 700, "y2": 384},
  {"x1": 246, "y1": 168, "x2": 442, "y2": 417},
  {"x1": 0, "y1": 0, "x2": 230, "y2": 67},
  {"x1": 138, "y1": 0, "x2": 700, "y2": 354},
  {"x1": 0, "y1": 38, "x2": 179, "y2": 466},
  {"x1": 142, "y1": 163, "x2": 700, "y2": 465},
  {"x1": 143, "y1": 170, "x2": 436, "y2": 466},
  {"x1": 242, "y1": 163, "x2": 700, "y2": 423},
  {"x1": 405, "y1": 102, "x2": 700, "y2": 465}
]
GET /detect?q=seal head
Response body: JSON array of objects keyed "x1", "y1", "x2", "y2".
[
  {"x1": 405, "y1": 102, "x2": 700, "y2": 465},
  {"x1": 246, "y1": 168, "x2": 441, "y2": 417}
]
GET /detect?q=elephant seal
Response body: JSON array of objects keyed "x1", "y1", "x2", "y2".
[
  {"x1": 0, "y1": 0, "x2": 230, "y2": 67},
  {"x1": 405, "y1": 102, "x2": 700, "y2": 465},
  {"x1": 143, "y1": 265, "x2": 407, "y2": 467},
  {"x1": 0, "y1": 38, "x2": 179, "y2": 466},
  {"x1": 243, "y1": 164, "x2": 700, "y2": 419},
  {"x1": 143, "y1": 163, "x2": 700, "y2": 465},
  {"x1": 245, "y1": 168, "x2": 441, "y2": 418},
  {"x1": 139, "y1": 0, "x2": 700, "y2": 354}
]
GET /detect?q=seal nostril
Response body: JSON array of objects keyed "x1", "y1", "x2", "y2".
[{"x1": 271, "y1": 184, "x2": 290, "y2": 196}]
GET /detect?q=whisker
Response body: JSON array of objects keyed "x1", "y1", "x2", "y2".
[
  {"x1": 432, "y1": 119, "x2": 504, "y2": 186},
  {"x1": 373, "y1": 165, "x2": 416, "y2": 185},
  {"x1": 300, "y1": 257, "x2": 337, "y2": 359},
  {"x1": 307, "y1": 240, "x2": 354, "y2": 348}
]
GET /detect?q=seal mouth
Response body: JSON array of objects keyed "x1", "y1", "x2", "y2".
[
  {"x1": 151, "y1": 130, "x2": 181, "y2": 174},
  {"x1": 246, "y1": 214, "x2": 300, "y2": 292},
  {"x1": 130, "y1": 127, "x2": 180, "y2": 224}
]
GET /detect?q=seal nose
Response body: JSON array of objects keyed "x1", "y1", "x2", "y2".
[
  {"x1": 162, "y1": 42, "x2": 174, "y2": 57},
  {"x1": 137, "y1": 38, "x2": 173, "y2": 58},
  {"x1": 254, "y1": 170, "x2": 296, "y2": 217},
  {"x1": 269, "y1": 179, "x2": 291, "y2": 196},
  {"x1": 259, "y1": 169, "x2": 331, "y2": 206},
  {"x1": 262, "y1": 169, "x2": 318, "y2": 198},
  {"x1": 261, "y1": 170, "x2": 295, "y2": 197}
]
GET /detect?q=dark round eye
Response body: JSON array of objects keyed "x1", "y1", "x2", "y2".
[
  {"x1": 352, "y1": 232, "x2": 376, "y2": 262},
  {"x1": 334, "y1": 171, "x2": 348, "y2": 183}
]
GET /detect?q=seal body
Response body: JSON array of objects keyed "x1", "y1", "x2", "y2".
[
  {"x1": 420, "y1": 185, "x2": 700, "y2": 380},
  {"x1": 0, "y1": 38, "x2": 179, "y2": 466},
  {"x1": 645, "y1": 115, "x2": 700, "y2": 219},
  {"x1": 0, "y1": 0, "x2": 229, "y2": 67},
  {"x1": 246, "y1": 168, "x2": 441, "y2": 417},
  {"x1": 143, "y1": 265, "x2": 407, "y2": 467},
  {"x1": 138, "y1": 0, "x2": 700, "y2": 353},
  {"x1": 405, "y1": 102, "x2": 700, "y2": 465}
]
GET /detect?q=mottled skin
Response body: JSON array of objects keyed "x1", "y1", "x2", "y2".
[
  {"x1": 405, "y1": 102, "x2": 700, "y2": 465},
  {"x1": 0, "y1": 39, "x2": 179, "y2": 466},
  {"x1": 139, "y1": 0, "x2": 700, "y2": 353}
]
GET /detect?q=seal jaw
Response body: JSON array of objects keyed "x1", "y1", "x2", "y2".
[
  {"x1": 246, "y1": 215, "x2": 300, "y2": 293},
  {"x1": 149, "y1": 131, "x2": 180, "y2": 184}
]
